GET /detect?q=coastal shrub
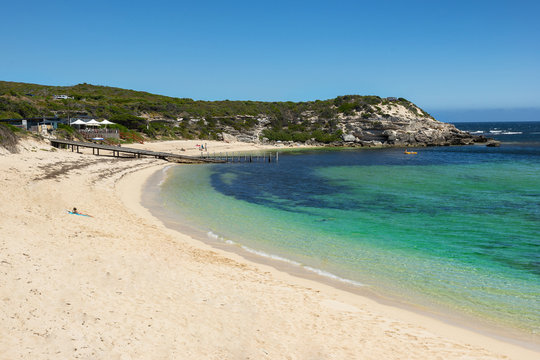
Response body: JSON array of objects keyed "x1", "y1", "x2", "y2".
[
  {"x1": 119, "y1": 129, "x2": 144, "y2": 143},
  {"x1": 421, "y1": 109, "x2": 433, "y2": 118},
  {"x1": 371, "y1": 121, "x2": 383, "y2": 129},
  {"x1": 241, "y1": 117, "x2": 257, "y2": 129},
  {"x1": 109, "y1": 114, "x2": 147, "y2": 129},
  {"x1": 363, "y1": 96, "x2": 382, "y2": 105},
  {"x1": 57, "y1": 123, "x2": 75, "y2": 134},
  {"x1": 55, "y1": 123, "x2": 85, "y2": 141},
  {"x1": 288, "y1": 122, "x2": 308, "y2": 132},
  {"x1": 0, "y1": 123, "x2": 20, "y2": 153},
  {"x1": 311, "y1": 129, "x2": 343, "y2": 143},
  {"x1": 4, "y1": 123, "x2": 23, "y2": 133},
  {"x1": 0, "y1": 111, "x2": 22, "y2": 119},
  {"x1": 337, "y1": 102, "x2": 356, "y2": 114},
  {"x1": 319, "y1": 107, "x2": 336, "y2": 119},
  {"x1": 262, "y1": 129, "x2": 293, "y2": 142},
  {"x1": 262, "y1": 127, "x2": 343, "y2": 144},
  {"x1": 292, "y1": 132, "x2": 311, "y2": 142},
  {"x1": 0, "y1": 97, "x2": 40, "y2": 118},
  {"x1": 108, "y1": 123, "x2": 130, "y2": 132}
]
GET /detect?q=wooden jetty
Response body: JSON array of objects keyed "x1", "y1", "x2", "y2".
[
  {"x1": 50, "y1": 139, "x2": 278, "y2": 164},
  {"x1": 200, "y1": 151, "x2": 278, "y2": 163}
]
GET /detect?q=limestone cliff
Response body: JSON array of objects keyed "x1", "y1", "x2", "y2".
[{"x1": 216, "y1": 100, "x2": 485, "y2": 147}]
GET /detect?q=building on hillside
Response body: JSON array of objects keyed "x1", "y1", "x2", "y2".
[
  {"x1": 53, "y1": 95, "x2": 73, "y2": 100},
  {"x1": 0, "y1": 117, "x2": 66, "y2": 131}
]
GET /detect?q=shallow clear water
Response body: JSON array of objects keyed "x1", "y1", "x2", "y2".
[{"x1": 155, "y1": 122, "x2": 540, "y2": 335}]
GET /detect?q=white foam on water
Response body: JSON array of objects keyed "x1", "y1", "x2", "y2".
[
  {"x1": 303, "y1": 266, "x2": 365, "y2": 287},
  {"x1": 239, "y1": 245, "x2": 302, "y2": 266},
  {"x1": 205, "y1": 232, "x2": 365, "y2": 287},
  {"x1": 500, "y1": 131, "x2": 522, "y2": 135},
  {"x1": 207, "y1": 231, "x2": 223, "y2": 241},
  {"x1": 157, "y1": 165, "x2": 173, "y2": 187}
]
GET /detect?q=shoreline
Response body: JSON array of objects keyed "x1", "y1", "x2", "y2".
[
  {"x1": 139, "y1": 159, "x2": 540, "y2": 352},
  {"x1": 1, "y1": 138, "x2": 538, "y2": 359}
]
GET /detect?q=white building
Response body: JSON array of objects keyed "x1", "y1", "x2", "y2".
[{"x1": 53, "y1": 95, "x2": 73, "y2": 100}]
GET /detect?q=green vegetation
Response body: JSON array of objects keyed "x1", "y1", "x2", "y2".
[
  {"x1": 262, "y1": 128, "x2": 343, "y2": 143},
  {"x1": 4, "y1": 123, "x2": 23, "y2": 133},
  {"x1": 55, "y1": 123, "x2": 86, "y2": 141},
  {"x1": 0, "y1": 81, "x2": 433, "y2": 142},
  {"x1": 0, "y1": 123, "x2": 20, "y2": 153}
]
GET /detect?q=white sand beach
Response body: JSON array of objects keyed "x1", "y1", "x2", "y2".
[{"x1": 1, "y1": 138, "x2": 538, "y2": 359}]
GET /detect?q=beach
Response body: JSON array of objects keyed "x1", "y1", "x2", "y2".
[{"x1": 1, "y1": 138, "x2": 538, "y2": 359}]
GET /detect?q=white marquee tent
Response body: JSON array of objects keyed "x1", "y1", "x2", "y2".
[{"x1": 85, "y1": 119, "x2": 101, "y2": 126}]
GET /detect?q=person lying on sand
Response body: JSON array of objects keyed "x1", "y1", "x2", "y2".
[{"x1": 67, "y1": 207, "x2": 92, "y2": 217}]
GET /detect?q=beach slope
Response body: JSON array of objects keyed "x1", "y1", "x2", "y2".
[{"x1": 0, "y1": 140, "x2": 537, "y2": 359}]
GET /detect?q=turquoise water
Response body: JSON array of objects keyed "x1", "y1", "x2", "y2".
[{"x1": 154, "y1": 123, "x2": 540, "y2": 336}]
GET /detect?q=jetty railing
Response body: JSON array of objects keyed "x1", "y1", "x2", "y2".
[
  {"x1": 198, "y1": 151, "x2": 279, "y2": 163},
  {"x1": 50, "y1": 139, "x2": 279, "y2": 164},
  {"x1": 79, "y1": 129, "x2": 120, "y2": 139}
]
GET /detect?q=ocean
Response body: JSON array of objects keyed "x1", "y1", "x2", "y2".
[{"x1": 146, "y1": 121, "x2": 540, "y2": 338}]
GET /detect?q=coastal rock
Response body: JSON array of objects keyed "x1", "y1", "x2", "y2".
[
  {"x1": 342, "y1": 133, "x2": 357, "y2": 142},
  {"x1": 222, "y1": 133, "x2": 237, "y2": 143},
  {"x1": 382, "y1": 130, "x2": 397, "y2": 142},
  {"x1": 359, "y1": 140, "x2": 383, "y2": 147},
  {"x1": 236, "y1": 135, "x2": 256, "y2": 143},
  {"x1": 486, "y1": 140, "x2": 501, "y2": 147}
]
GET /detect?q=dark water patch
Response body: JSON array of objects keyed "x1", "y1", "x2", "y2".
[
  {"x1": 160, "y1": 139, "x2": 540, "y2": 335},
  {"x1": 210, "y1": 144, "x2": 540, "y2": 217}
]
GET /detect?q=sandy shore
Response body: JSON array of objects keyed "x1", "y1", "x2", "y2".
[
  {"x1": 1, "y1": 138, "x2": 538, "y2": 359},
  {"x1": 127, "y1": 139, "x2": 308, "y2": 157}
]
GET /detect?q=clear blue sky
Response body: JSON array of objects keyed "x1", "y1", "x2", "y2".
[{"x1": 1, "y1": 0, "x2": 539, "y2": 115}]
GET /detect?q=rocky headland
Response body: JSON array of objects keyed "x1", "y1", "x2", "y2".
[
  {"x1": 0, "y1": 81, "x2": 489, "y2": 147},
  {"x1": 214, "y1": 100, "x2": 487, "y2": 147}
]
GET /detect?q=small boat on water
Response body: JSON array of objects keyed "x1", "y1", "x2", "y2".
[{"x1": 404, "y1": 149, "x2": 417, "y2": 155}]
